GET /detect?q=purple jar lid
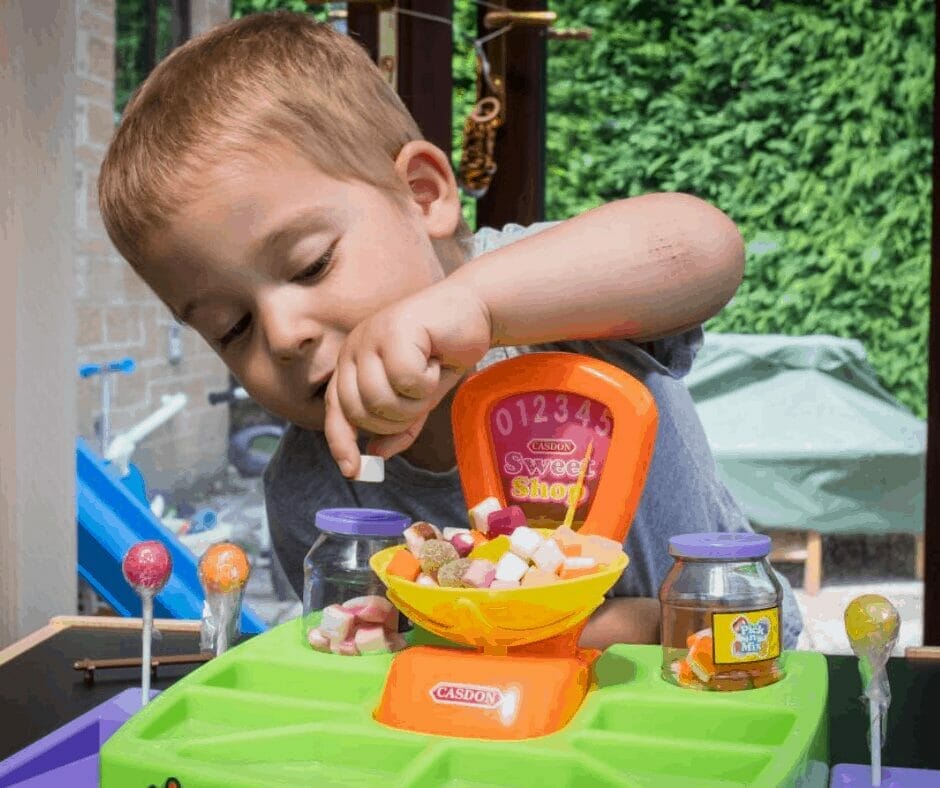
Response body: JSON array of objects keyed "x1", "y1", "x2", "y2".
[
  {"x1": 669, "y1": 532, "x2": 771, "y2": 560},
  {"x1": 315, "y1": 508, "x2": 410, "y2": 538}
]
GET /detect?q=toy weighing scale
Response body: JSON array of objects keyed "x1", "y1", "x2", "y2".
[
  {"x1": 371, "y1": 353, "x2": 658, "y2": 740},
  {"x1": 98, "y1": 353, "x2": 832, "y2": 787}
]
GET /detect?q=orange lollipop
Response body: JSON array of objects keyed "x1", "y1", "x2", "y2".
[{"x1": 199, "y1": 542, "x2": 251, "y2": 594}]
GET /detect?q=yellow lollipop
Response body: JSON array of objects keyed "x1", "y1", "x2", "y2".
[
  {"x1": 844, "y1": 594, "x2": 900, "y2": 655},
  {"x1": 843, "y1": 594, "x2": 900, "y2": 788}
]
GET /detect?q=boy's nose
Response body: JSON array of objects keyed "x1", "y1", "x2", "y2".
[{"x1": 259, "y1": 299, "x2": 319, "y2": 363}]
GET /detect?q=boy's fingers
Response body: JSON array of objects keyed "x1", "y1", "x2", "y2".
[
  {"x1": 380, "y1": 338, "x2": 439, "y2": 400},
  {"x1": 323, "y1": 375, "x2": 361, "y2": 478},
  {"x1": 366, "y1": 413, "x2": 429, "y2": 460},
  {"x1": 356, "y1": 351, "x2": 429, "y2": 423}
]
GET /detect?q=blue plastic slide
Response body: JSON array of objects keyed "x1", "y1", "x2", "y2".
[{"x1": 76, "y1": 438, "x2": 266, "y2": 634}]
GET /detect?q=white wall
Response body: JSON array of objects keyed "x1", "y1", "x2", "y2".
[{"x1": 0, "y1": 4, "x2": 78, "y2": 648}]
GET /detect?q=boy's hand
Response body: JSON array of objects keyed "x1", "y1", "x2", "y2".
[{"x1": 324, "y1": 282, "x2": 492, "y2": 477}]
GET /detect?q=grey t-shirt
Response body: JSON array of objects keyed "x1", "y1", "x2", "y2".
[{"x1": 264, "y1": 222, "x2": 803, "y2": 648}]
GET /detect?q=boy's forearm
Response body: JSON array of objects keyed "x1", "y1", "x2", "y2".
[
  {"x1": 451, "y1": 193, "x2": 745, "y2": 346},
  {"x1": 579, "y1": 596, "x2": 662, "y2": 650}
]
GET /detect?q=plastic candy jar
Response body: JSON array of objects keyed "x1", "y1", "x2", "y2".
[
  {"x1": 301, "y1": 508, "x2": 411, "y2": 649},
  {"x1": 659, "y1": 532, "x2": 784, "y2": 691}
]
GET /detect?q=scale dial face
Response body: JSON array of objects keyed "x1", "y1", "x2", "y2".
[{"x1": 488, "y1": 390, "x2": 614, "y2": 528}]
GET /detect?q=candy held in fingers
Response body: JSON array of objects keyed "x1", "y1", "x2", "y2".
[
  {"x1": 468, "y1": 496, "x2": 502, "y2": 534},
  {"x1": 353, "y1": 454, "x2": 385, "y2": 483},
  {"x1": 420, "y1": 539, "x2": 459, "y2": 575},
  {"x1": 122, "y1": 541, "x2": 172, "y2": 592},
  {"x1": 403, "y1": 521, "x2": 441, "y2": 557},
  {"x1": 486, "y1": 505, "x2": 527, "y2": 537},
  {"x1": 463, "y1": 559, "x2": 497, "y2": 589},
  {"x1": 437, "y1": 558, "x2": 472, "y2": 588},
  {"x1": 198, "y1": 542, "x2": 250, "y2": 594}
]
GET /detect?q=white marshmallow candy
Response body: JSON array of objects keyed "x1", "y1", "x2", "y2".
[
  {"x1": 509, "y1": 526, "x2": 544, "y2": 561},
  {"x1": 468, "y1": 496, "x2": 502, "y2": 534},
  {"x1": 562, "y1": 556, "x2": 598, "y2": 571},
  {"x1": 319, "y1": 604, "x2": 355, "y2": 641},
  {"x1": 531, "y1": 538, "x2": 565, "y2": 574},
  {"x1": 354, "y1": 454, "x2": 385, "y2": 483},
  {"x1": 416, "y1": 573, "x2": 438, "y2": 587},
  {"x1": 495, "y1": 552, "x2": 529, "y2": 584},
  {"x1": 442, "y1": 527, "x2": 470, "y2": 540}
]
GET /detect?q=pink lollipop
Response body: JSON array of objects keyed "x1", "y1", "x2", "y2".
[
  {"x1": 122, "y1": 541, "x2": 172, "y2": 592},
  {"x1": 121, "y1": 541, "x2": 172, "y2": 707}
]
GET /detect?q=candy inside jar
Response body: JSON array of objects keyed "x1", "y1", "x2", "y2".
[{"x1": 659, "y1": 533, "x2": 784, "y2": 692}]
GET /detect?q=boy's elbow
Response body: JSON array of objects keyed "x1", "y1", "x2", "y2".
[{"x1": 673, "y1": 192, "x2": 746, "y2": 309}]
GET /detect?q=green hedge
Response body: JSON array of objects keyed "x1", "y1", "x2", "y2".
[{"x1": 539, "y1": 0, "x2": 933, "y2": 417}]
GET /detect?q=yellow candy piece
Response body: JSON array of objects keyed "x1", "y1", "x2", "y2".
[
  {"x1": 468, "y1": 535, "x2": 511, "y2": 563},
  {"x1": 844, "y1": 594, "x2": 900, "y2": 652}
]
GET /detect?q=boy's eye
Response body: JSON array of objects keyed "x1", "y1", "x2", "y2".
[
  {"x1": 217, "y1": 313, "x2": 251, "y2": 350},
  {"x1": 291, "y1": 243, "x2": 336, "y2": 284}
]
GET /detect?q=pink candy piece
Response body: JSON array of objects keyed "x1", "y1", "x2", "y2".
[
  {"x1": 486, "y1": 506, "x2": 528, "y2": 538},
  {"x1": 449, "y1": 532, "x2": 476, "y2": 558},
  {"x1": 320, "y1": 604, "x2": 355, "y2": 641},
  {"x1": 355, "y1": 625, "x2": 392, "y2": 655},
  {"x1": 463, "y1": 559, "x2": 497, "y2": 589},
  {"x1": 342, "y1": 595, "x2": 393, "y2": 625},
  {"x1": 307, "y1": 627, "x2": 331, "y2": 652},
  {"x1": 330, "y1": 637, "x2": 359, "y2": 656},
  {"x1": 122, "y1": 541, "x2": 172, "y2": 592},
  {"x1": 404, "y1": 522, "x2": 441, "y2": 557}
]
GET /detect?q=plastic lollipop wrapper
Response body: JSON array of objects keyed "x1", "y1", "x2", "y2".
[
  {"x1": 122, "y1": 541, "x2": 172, "y2": 707},
  {"x1": 198, "y1": 542, "x2": 251, "y2": 656},
  {"x1": 844, "y1": 593, "x2": 900, "y2": 788}
]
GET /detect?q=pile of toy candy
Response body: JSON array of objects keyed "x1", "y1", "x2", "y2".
[
  {"x1": 385, "y1": 497, "x2": 624, "y2": 590},
  {"x1": 668, "y1": 628, "x2": 781, "y2": 691},
  {"x1": 307, "y1": 595, "x2": 407, "y2": 656}
]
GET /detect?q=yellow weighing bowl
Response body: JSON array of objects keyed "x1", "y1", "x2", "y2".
[{"x1": 370, "y1": 537, "x2": 628, "y2": 651}]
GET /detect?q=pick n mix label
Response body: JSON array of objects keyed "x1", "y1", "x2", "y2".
[
  {"x1": 488, "y1": 391, "x2": 614, "y2": 527},
  {"x1": 711, "y1": 608, "x2": 781, "y2": 664}
]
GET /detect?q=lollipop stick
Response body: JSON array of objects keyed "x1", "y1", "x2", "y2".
[
  {"x1": 870, "y1": 698, "x2": 882, "y2": 787},
  {"x1": 141, "y1": 593, "x2": 153, "y2": 707}
]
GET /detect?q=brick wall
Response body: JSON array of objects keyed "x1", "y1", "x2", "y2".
[{"x1": 74, "y1": 0, "x2": 232, "y2": 493}]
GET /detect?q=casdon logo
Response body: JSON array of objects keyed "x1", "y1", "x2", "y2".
[
  {"x1": 430, "y1": 682, "x2": 503, "y2": 708},
  {"x1": 526, "y1": 438, "x2": 576, "y2": 455}
]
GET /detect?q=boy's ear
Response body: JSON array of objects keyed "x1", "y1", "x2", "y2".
[{"x1": 393, "y1": 141, "x2": 461, "y2": 239}]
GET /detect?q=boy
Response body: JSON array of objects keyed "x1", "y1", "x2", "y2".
[{"x1": 99, "y1": 12, "x2": 802, "y2": 649}]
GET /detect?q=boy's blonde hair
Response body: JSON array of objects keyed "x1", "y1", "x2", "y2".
[{"x1": 100, "y1": 12, "x2": 469, "y2": 269}]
